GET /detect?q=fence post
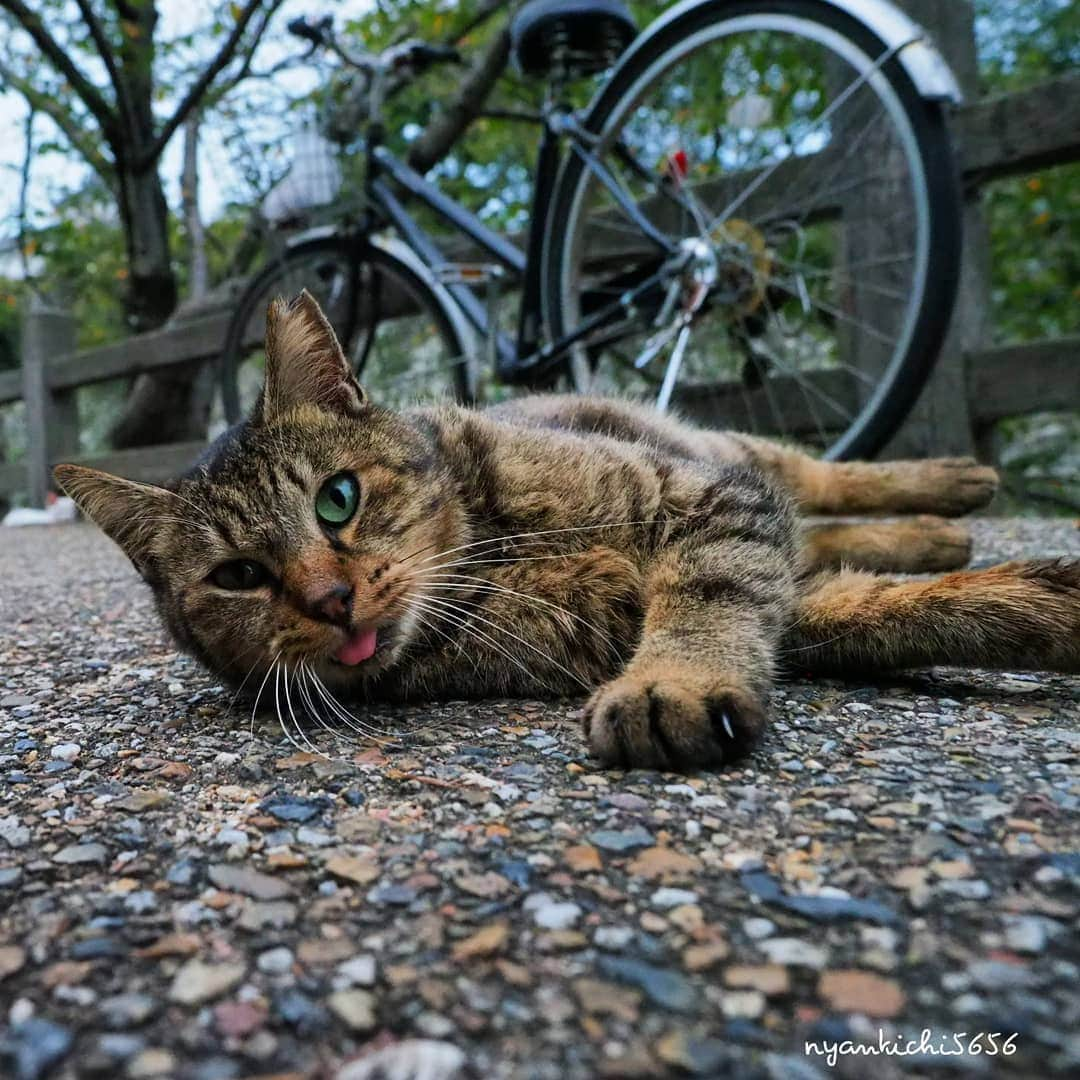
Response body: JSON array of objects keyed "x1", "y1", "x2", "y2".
[
  {"x1": 881, "y1": 0, "x2": 985, "y2": 458},
  {"x1": 21, "y1": 296, "x2": 78, "y2": 508}
]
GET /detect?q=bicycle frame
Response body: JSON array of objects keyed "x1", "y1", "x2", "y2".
[{"x1": 362, "y1": 105, "x2": 681, "y2": 385}]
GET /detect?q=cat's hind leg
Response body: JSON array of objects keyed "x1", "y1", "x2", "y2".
[
  {"x1": 802, "y1": 516, "x2": 972, "y2": 573},
  {"x1": 783, "y1": 559, "x2": 1080, "y2": 676},
  {"x1": 729, "y1": 434, "x2": 999, "y2": 517}
]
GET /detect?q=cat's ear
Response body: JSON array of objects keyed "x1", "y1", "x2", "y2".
[
  {"x1": 53, "y1": 464, "x2": 178, "y2": 580},
  {"x1": 259, "y1": 290, "x2": 366, "y2": 424}
]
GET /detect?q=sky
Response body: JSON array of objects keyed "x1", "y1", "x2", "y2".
[{"x1": 0, "y1": 0, "x2": 375, "y2": 253}]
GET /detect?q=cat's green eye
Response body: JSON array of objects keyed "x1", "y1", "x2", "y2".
[
  {"x1": 316, "y1": 471, "x2": 360, "y2": 527},
  {"x1": 210, "y1": 559, "x2": 271, "y2": 591}
]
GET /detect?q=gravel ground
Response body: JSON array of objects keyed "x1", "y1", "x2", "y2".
[{"x1": 1, "y1": 518, "x2": 1078, "y2": 1080}]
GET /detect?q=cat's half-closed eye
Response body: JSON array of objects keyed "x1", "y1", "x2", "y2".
[
  {"x1": 260, "y1": 289, "x2": 366, "y2": 424},
  {"x1": 52, "y1": 463, "x2": 179, "y2": 578}
]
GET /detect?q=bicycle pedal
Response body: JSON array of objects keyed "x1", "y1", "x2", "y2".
[{"x1": 435, "y1": 263, "x2": 507, "y2": 286}]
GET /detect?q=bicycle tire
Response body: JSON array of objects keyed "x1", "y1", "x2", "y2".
[
  {"x1": 219, "y1": 235, "x2": 472, "y2": 424},
  {"x1": 541, "y1": 0, "x2": 963, "y2": 460}
]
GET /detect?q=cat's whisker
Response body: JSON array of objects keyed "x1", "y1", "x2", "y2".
[
  {"x1": 416, "y1": 574, "x2": 627, "y2": 664},
  {"x1": 249, "y1": 651, "x2": 282, "y2": 738},
  {"x1": 303, "y1": 662, "x2": 396, "y2": 745},
  {"x1": 283, "y1": 663, "x2": 327, "y2": 759},
  {"x1": 408, "y1": 591, "x2": 589, "y2": 691},
  {"x1": 402, "y1": 597, "x2": 486, "y2": 682},
  {"x1": 296, "y1": 664, "x2": 362, "y2": 755},
  {"x1": 408, "y1": 518, "x2": 675, "y2": 570}
]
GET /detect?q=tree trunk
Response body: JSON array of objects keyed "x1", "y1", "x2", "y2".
[
  {"x1": 182, "y1": 113, "x2": 209, "y2": 300},
  {"x1": 107, "y1": 161, "x2": 210, "y2": 449}
]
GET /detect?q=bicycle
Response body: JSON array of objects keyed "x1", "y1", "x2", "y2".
[{"x1": 219, "y1": 0, "x2": 964, "y2": 460}]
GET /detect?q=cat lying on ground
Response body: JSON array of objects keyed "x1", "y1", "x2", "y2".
[{"x1": 56, "y1": 292, "x2": 1080, "y2": 771}]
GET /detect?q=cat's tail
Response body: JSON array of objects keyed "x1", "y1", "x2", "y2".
[{"x1": 782, "y1": 559, "x2": 1080, "y2": 676}]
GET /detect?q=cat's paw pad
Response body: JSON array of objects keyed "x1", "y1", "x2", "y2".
[{"x1": 582, "y1": 671, "x2": 767, "y2": 771}]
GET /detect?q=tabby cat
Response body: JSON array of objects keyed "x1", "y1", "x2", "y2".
[{"x1": 56, "y1": 292, "x2": 1080, "y2": 771}]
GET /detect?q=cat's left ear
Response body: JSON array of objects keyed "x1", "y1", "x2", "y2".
[
  {"x1": 53, "y1": 464, "x2": 179, "y2": 581},
  {"x1": 259, "y1": 290, "x2": 366, "y2": 424}
]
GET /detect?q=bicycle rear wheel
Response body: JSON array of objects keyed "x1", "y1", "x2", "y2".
[
  {"x1": 543, "y1": 0, "x2": 962, "y2": 460},
  {"x1": 218, "y1": 235, "x2": 474, "y2": 425}
]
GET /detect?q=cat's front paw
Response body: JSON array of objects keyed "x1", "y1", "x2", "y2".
[{"x1": 582, "y1": 667, "x2": 767, "y2": 771}]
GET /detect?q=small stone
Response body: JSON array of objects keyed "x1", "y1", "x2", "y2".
[
  {"x1": 325, "y1": 854, "x2": 380, "y2": 886},
  {"x1": 824, "y1": 808, "x2": 857, "y2": 824},
  {"x1": 455, "y1": 871, "x2": 512, "y2": 898},
  {"x1": 256, "y1": 947, "x2": 294, "y2": 975},
  {"x1": 596, "y1": 956, "x2": 696, "y2": 1012},
  {"x1": 572, "y1": 978, "x2": 641, "y2": 1022},
  {"x1": 452, "y1": 923, "x2": 510, "y2": 961},
  {"x1": 99, "y1": 993, "x2": 159, "y2": 1029},
  {"x1": 682, "y1": 939, "x2": 730, "y2": 972},
  {"x1": 126, "y1": 1048, "x2": 175, "y2": 1078},
  {"x1": 594, "y1": 926, "x2": 634, "y2": 951},
  {"x1": 759, "y1": 938, "x2": 828, "y2": 969},
  {"x1": 113, "y1": 790, "x2": 170, "y2": 814},
  {"x1": 742, "y1": 918, "x2": 776, "y2": 940},
  {"x1": 0, "y1": 1018, "x2": 73, "y2": 1079},
  {"x1": 531, "y1": 901, "x2": 581, "y2": 930},
  {"x1": 50, "y1": 743, "x2": 80, "y2": 762},
  {"x1": 274, "y1": 989, "x2": 329, "y2": 1034},
  {"x1": 627, "y1": 846, "x2": 702, "y2": 882},
  {"x1": 54, "y1": 842, "x2": 108, "y2": 865},
  {"x1": 967, "y1": 960, "x2": 1038, "y2": 990},
  {"x1": 0, "y1": 944, "x2": 26, "y2": 979},
  {"x1": 668, "y1": 905, "x2": 704, "y2": 934},
  {"x1": 328, "y1": 989, "x2": 377, "y2": 1032},
  {"x1": 937, "y1": 879, "x2": 991, "y2": 900},
  {"x1": 651, "y1": 887, "x2": 698, "y2": 909},
  {"x1": 207, "y1": 864, "x2": 293, "y2": 901},
  {"x1": 655, "y1": 1030, "x2": 730, "y2": 1075},
  {"x1": 214, "y1": 1001, "x2": 266, "y2": 1039},
  {"x1": 587, "y1": 826, "x2": 654, "y2": 852},
  {"x1": 367, "y1": 883, "x2": 417, "y2": 906},
  {"x1": 237, "y1": 900, "x2": 297, "y2": 931},
  {"x1": 336, "y1": 959, "x2": 380, "y2": 989},
  {"x1": 564, "y1": 844, "x2": 602, "y2": 873},
  {"x1": 335, "y1": 1040, "x2": 465, "y2": 1080},
  {"x1": 259, "y1": 793, "x2": 326, "y2": 823},
  {"x1": 721, "y1": 989, "x2": 765, "y2": 1019},
  {"x1": 1004, "y1": 916, "x2": 1057, "y2": 954},
  {"x1": 169, "y1": 960, "x2": 246, "y2": 1006},
  {"x1": 297, "y1": 938, "x2": 355, "y2": 966},
  {"x1": 818, "y1": 970, "x2": 906, "y2": 1017},
  {"x1": 724, "y1": 964, "x2": 790, "y2": 996}
]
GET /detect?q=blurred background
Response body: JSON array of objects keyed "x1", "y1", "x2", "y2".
[{"x1": 0, "y1": 0, "x2": 1076, "y2": 514}]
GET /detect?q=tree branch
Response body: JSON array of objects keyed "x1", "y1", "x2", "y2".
[
  {"x1": 74, "y1": 0, "x2": 133, "y2": 126},
  {"x1": 0, "y1": 59, "x2": 113, "y2": 179},
  {"x1": 140, "y1": 0, "x2": 285, "y2": 166},
  {"x1": 448, "y1": 0, "x2": 514, "y2": 46},
  {"x1": 406, "y1": 24, "x2": 512, "y2": 174},
  {"x1": 0, "y1": 0, "x2": 117, "y2": 135}
]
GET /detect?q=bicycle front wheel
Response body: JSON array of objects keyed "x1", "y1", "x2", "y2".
[
  {"x1": 218, "y1": 236, "x2": 474, "y2": 426},
  {"x1": 543, "y1": 0, "x2": 962, "y2": 460}
]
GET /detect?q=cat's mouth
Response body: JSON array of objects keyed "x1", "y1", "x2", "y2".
[{"x1": 331, "y1": 624, "x2": 398, "y2": 668}]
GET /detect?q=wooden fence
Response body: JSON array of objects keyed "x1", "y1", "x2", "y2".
[{"x1": 1, "y1": 7, "x2": 1078, "y2": 506}]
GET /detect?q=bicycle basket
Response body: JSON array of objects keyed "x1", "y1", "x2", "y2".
[
  {"x1": 322, "y1": 68, "x2": 372, "y2": 146},
  {"x1": 261, "y1": 126, "x2": 344, "y2": 227}
]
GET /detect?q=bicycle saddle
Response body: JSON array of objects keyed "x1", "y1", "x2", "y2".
[{"x1": 510, "y1": 0, "x2": 638, "y2": 79}]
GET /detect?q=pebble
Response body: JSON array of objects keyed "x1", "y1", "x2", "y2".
[
  {"x1": 759, "y1": 938, "x2": 828, "y2": 969},
  {"x1": 169, "y1": 960, "x2": 247, "y2": 1005},
  {"x1": 256, "y1": 947, "x2": 295, "y2": 975},
  {"x1": 587, "y1": 826, "x2": 654, "y2": 852},
  {"x1": 98, "y1": 993, "x2": 159, "y2": 1029},
  {"x1": 596, "y1": 956, "x2": 697, "y2": 1012},
  {"x1": 327, "y1": 989, "x2": 377, "y2": 1032},
  {"x1": 50, "y1": 742, "x2": 80, "y2": 761},
  {"x1": 594, "y1": 926, "x2": 634, "y2": 951},
  {"x1": 0, "y1": 1017, "x2": 73, "y2": 1080},
  {"x1": 650, "y1": 887, "x2": 698, "y2": 908},
  {"x1": 273, "y1": 989, "x2": 329, "y2": 1034},
  {"x1": 336, "y1": 1040, "x2": 466, "y2": 1080},
  {"x1": 743, "y1": 918, "x2": 776, "y2": 940},
  {"x1": 337, "y1": 954, "x2": 377, "y2": 987},
  {"x1": 53, "y1": 842, "x2": 108, "y2": 865},
  {"x1": 259, "y1": 793, "x2": 327, "y2": 823},
  {"x1": 207, "y1": 864, "x2": 294, "y2": 901}
]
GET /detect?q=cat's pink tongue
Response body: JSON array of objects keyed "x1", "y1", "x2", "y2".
[{"x1": 335, "y1": 628, "x2": 378, "y2": 666}]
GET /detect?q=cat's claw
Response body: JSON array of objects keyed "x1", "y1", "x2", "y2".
[{"x1": 720, "y1": 712, "x2": 735, "y2": 741}]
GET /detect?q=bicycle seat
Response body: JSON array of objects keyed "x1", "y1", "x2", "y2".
[{"x1": 510, "y1": 0, "x2": 637, "y2": 79}]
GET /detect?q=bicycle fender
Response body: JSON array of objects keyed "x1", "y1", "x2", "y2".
[{"x1": 601, "y1": 0, "x2": 962, "y2": 108}]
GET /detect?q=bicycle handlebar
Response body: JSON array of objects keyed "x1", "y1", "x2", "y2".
[{"x1": 288, "y1": 14, "x2": 461, "y2": 75}]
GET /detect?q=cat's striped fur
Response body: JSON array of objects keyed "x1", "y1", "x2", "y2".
[{"x1": 56, "y1": 292, "x2": 1080, "y2": 771}]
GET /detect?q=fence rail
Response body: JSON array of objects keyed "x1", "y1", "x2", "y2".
[{"x1": 2, "y1": 60, "x2": 1078, "y2": 506}]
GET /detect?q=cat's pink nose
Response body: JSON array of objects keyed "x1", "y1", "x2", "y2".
[{"x1": 311, "y1": 583, "x2": 354, "y2": 628}]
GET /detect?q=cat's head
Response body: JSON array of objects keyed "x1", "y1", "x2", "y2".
[{"x1": 55, "y1": 291, "x2": 466, "y2": 692}]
